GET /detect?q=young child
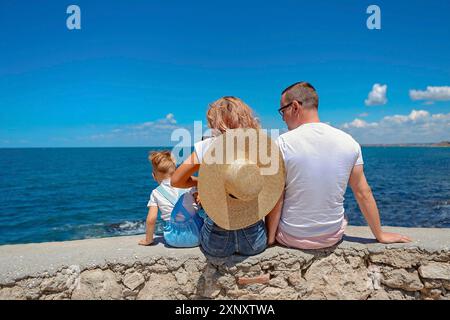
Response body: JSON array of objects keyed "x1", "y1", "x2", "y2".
[{"x1": 138, "y1": 151, "x2": 202, "y2": 246}]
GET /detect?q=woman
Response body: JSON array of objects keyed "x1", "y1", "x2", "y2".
[{"x1": 171, "y1": 96, "x2": 267, "y2": 257}]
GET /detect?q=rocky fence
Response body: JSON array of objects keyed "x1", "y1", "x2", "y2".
[{"x1": 0, "y1": 226, "x2": 448, "y2": 300}]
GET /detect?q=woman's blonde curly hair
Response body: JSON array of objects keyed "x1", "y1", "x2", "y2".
[{"x1": 206, "y1": 96, "x2": 260, "y2": 134}]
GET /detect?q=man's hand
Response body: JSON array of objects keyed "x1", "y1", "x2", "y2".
[
  {"x1": 376, "y1": 232, "x2": 411, "y2": 244},
  {"x1": 267, "y1": 235, "x2": 276, "y2": 247},
  {"x1": 349, "y1": 165, "x2": 413, "y2": 245},
  {"x1": 138, "y1": 238, "x2": 153, "y2": 246}
]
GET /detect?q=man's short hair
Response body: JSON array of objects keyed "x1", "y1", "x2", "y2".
[{"x1": 282, "y1": 81, "x2": 319, "y2": 109}]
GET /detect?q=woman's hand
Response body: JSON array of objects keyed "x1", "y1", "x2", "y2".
[
  {"x1": 138, "y1": 238, "x2": 153, "y2": 246},
  {"x1": 193, "y1": 192, "x2": 201, "y2": 206},
  {"x1": 376, "y1": 232, "x2": 412, "y2": 244}
]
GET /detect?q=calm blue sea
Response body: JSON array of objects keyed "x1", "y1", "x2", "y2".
[{"x1": 0, "y1": 147, "x2": 449, "y2": 245}]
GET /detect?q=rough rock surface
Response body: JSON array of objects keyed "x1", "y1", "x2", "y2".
[
  {"x1": 72, "y1": 269, "x2": 122, "y2": 300},
  {"x1": 418, "y1": 262, "x2": 450, "y2": 281},
  {"x1": 0, "y1": 226, "x2": 448, "y2": 300}
]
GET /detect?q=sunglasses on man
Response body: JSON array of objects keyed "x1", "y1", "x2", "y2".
[{"x1": 278, "y1": 100, "x2": 302, "y2": 117}]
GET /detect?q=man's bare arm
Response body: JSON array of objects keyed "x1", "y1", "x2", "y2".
[
  {"x1": 265, "y1": 192, "x2": 284, "y2": 245},
  {"x1": 349, "y1": 165, "x2": 411, "y2": 244}
]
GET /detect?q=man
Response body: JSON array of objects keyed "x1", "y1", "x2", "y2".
[{"x1": 266, "y1": 81, "x2": 411, "y2": 248}]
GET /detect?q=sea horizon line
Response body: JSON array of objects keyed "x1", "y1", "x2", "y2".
[{"x1": 0, "y1": 141, "x2": 449, "y2": 150}]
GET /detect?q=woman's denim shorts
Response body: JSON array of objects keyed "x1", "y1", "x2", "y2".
[{"x1": 200, "y1": 216, "x2": 267, "y2": 257}]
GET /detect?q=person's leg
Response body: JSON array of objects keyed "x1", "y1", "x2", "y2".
[
  {"x1": 236, "y1": 220, "x2": 267, "y2": 256},
  {"x1": 200, "y1": 216, "x2": 234, "y2": 257}
]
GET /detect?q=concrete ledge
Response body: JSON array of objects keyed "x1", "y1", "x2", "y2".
[{"x1": 0, "y1": 226, "x2": 449, "y2": 300}]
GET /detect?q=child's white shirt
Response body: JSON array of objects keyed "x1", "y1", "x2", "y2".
[{"x1": 147, "y1": 178, "x2": 198, "y2": 221}]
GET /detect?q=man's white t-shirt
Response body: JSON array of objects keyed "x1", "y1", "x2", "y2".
[
  {"x1": 277, "y1": 122, "x2": 364, "y2": 238},
  {"x1": 147, "y1": 179, "x2": 197, "y2": 221}
]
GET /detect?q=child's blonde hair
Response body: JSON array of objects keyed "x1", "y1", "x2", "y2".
[
  {"x1": 149, "y1": 151, "x2": 176, "y2": 180},
  {"x1": 207, "y1": 96, "x2": 260, "y2": 134}
]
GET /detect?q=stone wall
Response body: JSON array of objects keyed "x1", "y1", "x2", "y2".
[{"x1": 0, "y1": 226, "x2": 449, "y2": 300}]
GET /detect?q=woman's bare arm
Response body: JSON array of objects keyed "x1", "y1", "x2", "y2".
[{"x1": 171, "y1": 152, "x2": 201, "y2": 189}]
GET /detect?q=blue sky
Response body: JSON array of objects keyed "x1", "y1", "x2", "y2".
[{"x1": 0, "y1": 0, "x2": 449, "y2": 147}]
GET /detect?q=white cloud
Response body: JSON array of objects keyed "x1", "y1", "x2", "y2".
[
  {"x1": 432, "y1": 113, "x2": 450, "y2": 120},
  {"x1": 358, "y1": 112, "x2": 369, "y2": 118},
  {"x1": 83, "y1": 114, "x2": 182, "y2": 145},
  {"x1": 165, "y1": 113, "x2": 177, "y2": 124},
  {"x1": 409, "y1": 86, "x2": 450, "y2": 102},
  {"x1": 383, "y1": 109, "x2": 430, "y2": 124},
  {"x1": 365, "y1": 84, "x2": 388, "y2": 106},
  {"x1": 341, "y1": 109, "x2": 450, "y2": 144},
  {"x1": 130, "y1": 114, "x2": 179, "y2": 131},
  {"x1": 382, "y1": 114, "x2": 408, "y2": 124},
  {"x1": 408, "y1": 110, "x2": 430, "y2": 121},
  {"x1": 342, "y1": 118, "x2": 378, "y2": 129}
]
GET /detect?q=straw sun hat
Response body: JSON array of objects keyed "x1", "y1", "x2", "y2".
[{"x1": 198, "y1": 128, "x2": 285, "y2": 230}]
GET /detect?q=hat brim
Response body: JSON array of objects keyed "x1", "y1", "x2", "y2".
[{"x1": 198, "y1": 129, "x2": 285, "y2": 230}]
